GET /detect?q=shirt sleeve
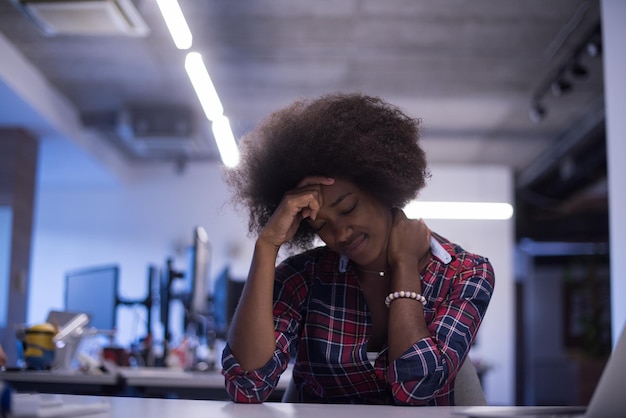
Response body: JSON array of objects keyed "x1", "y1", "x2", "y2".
[
  {"x1": 221, "y1": 258, "x2": 309, "y2": 403},
  {"x1": 386, "y1": 254, "x2": 495, "y2": 405}
]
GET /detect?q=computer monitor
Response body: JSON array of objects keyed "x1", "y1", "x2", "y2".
[
  {"x1": 65, "y1": 264, "x2": 119, "y2": 330},
  {"x1": 190, "y1": 226, "x2": 211, "y2": 315},
  {"x1": 227, "y1": 278, "x2": 245, "y2": 328}
]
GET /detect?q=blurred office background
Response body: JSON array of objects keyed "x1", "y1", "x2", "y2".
[{"x1": 1, "y1": 0, "x2": 625, "y2": 407}]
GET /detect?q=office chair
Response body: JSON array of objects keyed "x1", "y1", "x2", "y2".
[
  {"x1": 453, "y1": 358, "x2": 488, "y2": 406},
  {"x1": 281, "y1": 358, "x2": 487, "y2": 405}
]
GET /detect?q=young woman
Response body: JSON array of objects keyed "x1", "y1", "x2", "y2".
[{"x1": 221, "y1": 93, "x2": 495, "y2": 405}]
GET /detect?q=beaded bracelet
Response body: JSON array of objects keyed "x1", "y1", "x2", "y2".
[{"x1": 385, "y1": 291, "x2": 427, "y2": 308}]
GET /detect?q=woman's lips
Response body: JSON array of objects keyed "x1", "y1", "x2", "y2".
[{"x1": 341, "y1": 233, "x2": 366, "y2": 258}]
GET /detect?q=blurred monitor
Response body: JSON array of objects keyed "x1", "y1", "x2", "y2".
[
  {"x1": 227, "y1": 278, "x2": 245, "y2": 328},
  {"x1": 189, "y1": 226, "x2": 210, "y2": 315},
  {"x1": 212, "y1": 266, "x2": 229, "y2": 332},
  {"x1": 65, "y1": 264, "x2": 119, "y2": 330}
]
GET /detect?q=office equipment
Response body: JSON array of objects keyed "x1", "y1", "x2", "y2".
[
  {"x1": 211, "y1": 266, "x2": 245, "y2": 338},
  {"x1": 65, "y1": 265, "x2": 119, "y2": 331},
  {"x1": 211, "y1": 266, "x2": 230, "y2": 334},
  {"x1": 160, "y1": 259, "x2": 184, "y2": 345},
  {"x1": 160, "y1": 226, "x2": 213, "y2": 346},
  {"x1": 190, "y1": 226, "x2": 211, "y2": 317},
  {"x1": 11, "y1": 393, "x2": 110, "y2": 418},
  {"x1": 65, "y1": 264, "x2": 156, "y2": 339},
  {"x1": 47, "y1": 311, "x2": 89, "y2": 371},
  {"x1": 116, "y1": 265, "x2": 157, "y2": 338},
  {"x1": 226, "y1": 278, "x2": 244, "y2": 330},
  {"x1": 456, "y1": 321, "x2": 626, "y2": 417}
]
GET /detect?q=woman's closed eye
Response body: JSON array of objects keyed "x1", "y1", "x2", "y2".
[{"x1": 340, "y1": 202, "x2": 357, "y2": 215}]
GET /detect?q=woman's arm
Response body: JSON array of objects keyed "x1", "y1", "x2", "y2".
[
  {"x1": 388, "y1": 254, "x2": 495, "y2": 405},
  {"x1": 227, "y1": 239, "x2": 282, "y2": 371},
  {"x1": 386, "y1": 209, "x2": 432, "y2": 361},
  {"x1": 227, "y1": 176, "x2": 334, "y2": 371}
]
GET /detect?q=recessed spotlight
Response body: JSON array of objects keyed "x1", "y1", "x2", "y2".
[
  {"x1": 550, "y1": 79, "x2": 572, "y2": 96},
  {"x1": 529, "y1": 103, "x2": 546, "y2": 124},
  {"x1": 570, "y1": 62, "x2": 588, "y2": 79},
  {"x1": 586, "y1": 40, "x2": 601, "y2": 57}
]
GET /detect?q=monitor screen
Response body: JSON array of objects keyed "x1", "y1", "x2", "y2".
[
  {"x1": 190, "y1": 226, "x2": 211, "y2": 315},
  {"x1": 65, "y1": 264, "x2": 119, "y2": 330}
]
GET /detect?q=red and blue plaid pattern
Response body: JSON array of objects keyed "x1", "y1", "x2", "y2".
[{"x1": 222, "y1": 233, "x2": 495, "y2": 405}]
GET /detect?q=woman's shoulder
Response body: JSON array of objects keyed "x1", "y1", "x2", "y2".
[{"x1": 432, "y1": 232, "x2": 492, "y2": 268}]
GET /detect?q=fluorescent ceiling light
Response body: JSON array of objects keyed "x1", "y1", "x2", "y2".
[
  {"x1": 185, "y1": 52, "x2": 223, "y2": 121},
  {"x1": 155, "y1": 0, "x2": 192, "y2": 49},
  {"x1": 404, "y1": 201, "x2": 514, "y2": 220},
  {"x1": 211, "y1": 116, "x2": 240, "y2": 168}
]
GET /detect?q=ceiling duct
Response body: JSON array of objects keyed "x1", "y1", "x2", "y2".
[
  {"x1": 11, "y1": 0, "x2": 149, "y2": 36},
  {"x1": 113, "y1": 106, "x2": 213, "y2": 160}
]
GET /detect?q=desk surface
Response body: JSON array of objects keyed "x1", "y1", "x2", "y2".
[
  {"x1": 1, "y1": 367, "x2": 289, "y2": 401},
  {"x1": 0, "y1": 369, "x2": 119, "y2": 385},
  {"x1": 9, "y1": 395, "x2": 587, "y2": 418},
  {"x1": 1, "y1": 366, "x2": 290, "y2": 390},
  {"x1": 118, "y1": 366, "x2": 291, "y2": 389}
]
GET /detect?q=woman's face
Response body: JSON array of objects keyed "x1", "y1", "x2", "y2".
[{"x1": 307, "y1": 178, "x2": 393, "y2": 269}]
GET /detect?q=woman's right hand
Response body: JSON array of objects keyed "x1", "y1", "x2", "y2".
[{"x1": 258, "y1": 176, "x2": 334, "y2": 248}]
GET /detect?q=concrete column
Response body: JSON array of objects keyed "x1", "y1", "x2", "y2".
[{"x1": 0, "y1": 128, "x2": 38, "y2": 365}]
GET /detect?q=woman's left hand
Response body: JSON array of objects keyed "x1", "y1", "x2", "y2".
[{"x1": 387, "y1": 208, "x2": 431, "y2": 272}]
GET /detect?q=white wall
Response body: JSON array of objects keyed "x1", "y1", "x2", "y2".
[
  {"x1": 602, "y1": 0, "x2": 626, "y2": 344},
  {"x1": 29, "y1": 161, "x2": 514, "y2": 405}
]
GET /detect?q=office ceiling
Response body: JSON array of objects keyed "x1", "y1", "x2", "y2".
[{"x1": 0, "y1": 0, "x2": 607, "y2": 243}]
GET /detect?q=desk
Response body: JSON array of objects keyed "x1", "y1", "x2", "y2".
[
  {"x1": 0, "y1": 367, "x2": 291, "y2": 401},
  {"x1": 0, "y1": 370, "x2": 123, "y2": 396},
  {"x1": 7, "y1": 394, "x2": 587, "y2": 418},
  {"x1": 119, "y1": 366, "x2": 291, "y2": 401}
]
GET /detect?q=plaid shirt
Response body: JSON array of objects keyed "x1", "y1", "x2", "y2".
[{"x1": 222, "y1": 233, "x2": 495, "y2": 405}]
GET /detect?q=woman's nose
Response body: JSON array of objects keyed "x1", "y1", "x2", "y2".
[{"x1": 332, "y1": 219, "x2": 352, "y2": 244}]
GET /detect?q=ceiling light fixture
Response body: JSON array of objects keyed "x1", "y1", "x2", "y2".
[
  {"x1": 528, "y1": 22, "x2": 601, "y2": 123},
  {"x1": 403, "y1": 201, "x2": 514, "y2": 220},
  {"x1": 155, "y1": 0, "x2": 192, "y2": 50},
  {"x1": 185, "y1": 52, "x2": 239, "y2": 167},
  {"x1": 586, "y1": 40, "x2": 601, "y2": 57},
  {"x1": 570, "y1": 62, "x2": 588, "y2": 79},
  {"x1": 550, "y1": 79, "x2": 573, "y2": 96},
  {"x1": 211, "y1": 116, "x2": 240, "y2": 168},
  {"x1": 185, "y1": 52, "x2": 223, "y2": 121},
  {"x1": 529, "y1": 103, "x2": 547, "y2": 124}
]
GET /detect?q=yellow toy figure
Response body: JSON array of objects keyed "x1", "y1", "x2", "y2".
[{"x1": 23, "y1": 323, "x2": 57, "y2": 370}]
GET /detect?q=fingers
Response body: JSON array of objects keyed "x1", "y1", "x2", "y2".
[
  {"x1": 297, "y1": 176, "x2": 334, "y2": 188},
  {"x1": 262, "y1": 177, "x2": 334, "y2": 246},
  {"x1": 292, "y1": 177, "x2": 334, "y2": 221},
  {"x1": 388, "y1": 207, "x2": 431, "y2": 268}
]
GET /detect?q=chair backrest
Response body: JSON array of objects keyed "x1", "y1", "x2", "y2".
[
  {"x1": 454, "y1": 358, "x2": 487, "y2": 406},
  {"x1": 281, "y1": 358, "x2": 487, "y2": 405},
  {"x1": 281, "y1": 376, "x2": 298, "y2": 403}
]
